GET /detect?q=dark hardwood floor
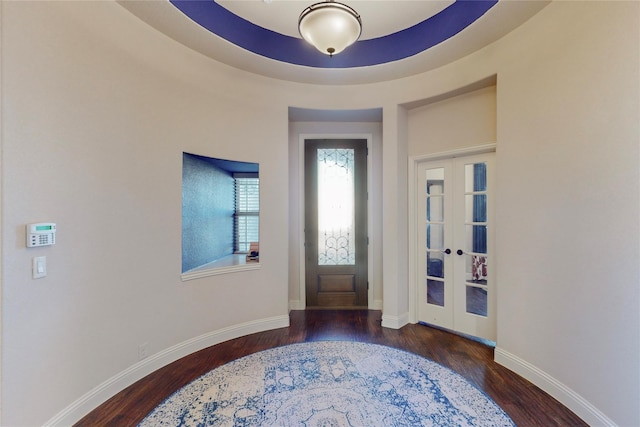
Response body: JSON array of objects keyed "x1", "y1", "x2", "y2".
[{"x1": 75, "y1": 310, "x2": 587, "y2": 426}]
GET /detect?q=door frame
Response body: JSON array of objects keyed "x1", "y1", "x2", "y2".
[
  {"x1": 298, "y1": 134, "x2": 374, "y2": 309},
  {"x1": 408, "y1": 143, "x2": 496, "y2": 324}
]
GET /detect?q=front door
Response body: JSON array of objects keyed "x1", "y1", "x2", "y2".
[
  {"x1": 304, "y1": 139, "x2": 368, "y2": 308},
  {"x1": 417, "y1": 153, "x2": 496, "y2": 341}
]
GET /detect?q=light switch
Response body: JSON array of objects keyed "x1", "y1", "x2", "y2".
[{"x1": 33, "y1": 256, "x2": 46, "y2": 279}]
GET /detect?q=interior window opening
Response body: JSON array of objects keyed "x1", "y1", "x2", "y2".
[{"x1": 181, "y1": 152, "x2": 259, "y2": 278}]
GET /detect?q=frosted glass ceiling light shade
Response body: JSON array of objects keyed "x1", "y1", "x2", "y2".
[{"x1": 298, "y1": 1, "x2": 362, "y2": 56}]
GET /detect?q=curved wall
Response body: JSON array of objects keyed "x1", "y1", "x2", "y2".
[{"x1": 1, "y1": 1, "x2": 638, "y2": 426}]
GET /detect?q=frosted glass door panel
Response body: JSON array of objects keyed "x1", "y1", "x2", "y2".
[{"x1": 317, "y1": 149, "x2": 355, "y2": 266}]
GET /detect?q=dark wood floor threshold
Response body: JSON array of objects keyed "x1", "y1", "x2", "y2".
[{"x1": 75, "y1": 310, "x2": 587, "y2": 426}]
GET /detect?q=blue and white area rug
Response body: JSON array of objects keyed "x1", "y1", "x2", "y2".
[{"x1": 139, "y1": 341, "x2": 514, "y2": 426}]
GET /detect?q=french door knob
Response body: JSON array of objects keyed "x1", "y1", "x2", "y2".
[
  {"x1": 442, "y1": 248, "x2": 451, "y2": 254},
  {"x1": 456, "y1": 249, "x2": 464, "y2": 256}
]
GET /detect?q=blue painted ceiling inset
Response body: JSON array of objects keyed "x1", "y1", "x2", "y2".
[{"x1": 169, "y1": 0, "x2": 498, "y2": 69}]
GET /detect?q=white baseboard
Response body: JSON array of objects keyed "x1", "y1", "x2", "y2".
[
  {"x1": 494, "y1": 347, "x2": 616, "y2": 427},
  {"x1": 381, "y1": 312, "x2": 409, "y2": 329},
  {"x1": 44, "y1": 314, "x2": 290, "y2": 427}
]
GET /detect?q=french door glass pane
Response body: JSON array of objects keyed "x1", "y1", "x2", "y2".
[
  {"x1": 427, "y1": 251, "x2": 444, "y2": 278},
  {"x1": 426, "y1": 168, "x2": 444, "y2": 194},
  {"x1": 317, "y1": 148, "x2": 355, "y2": 265},
  {"x1": 427, "y1": 279, "x2": 445, "y2": 307},
  {"x1": 465, "y1": 194, "x2": 486, "y2": 223},
  {"x1": 465, "y1": 162, "x2": 487, "y2": 192},
  {"x1": 427, "y1": 224, "x2": 444, "y2": 250},
  {"x1": 465, "y1": 225, "x2": 487, "y2": 254},
  {"x1": 465, "y1": 254, "x2": 488, "y2": 284},
  {"x1": 466, "y1": 286, "x2": 487, "y2": 316},
  {"x1": 427, "y1": 196, "x2": 444, "y2": 222}
]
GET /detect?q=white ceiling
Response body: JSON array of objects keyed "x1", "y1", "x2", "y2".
[{"x1": 119, "y1": 0, "x2": 549, "y2": 85}]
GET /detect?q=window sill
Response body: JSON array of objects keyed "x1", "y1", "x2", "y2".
[{"x1": 181, "y1": 254, "x2": 261, "y2": 281}]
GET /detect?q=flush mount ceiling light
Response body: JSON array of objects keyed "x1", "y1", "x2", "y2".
[{"x1": 298, "y1": 1, "x2": 362, "y2": 56}]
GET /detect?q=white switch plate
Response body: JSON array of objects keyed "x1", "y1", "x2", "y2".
[{"x1": 33, "y1": 256, "x2": 46, "y2": 279}]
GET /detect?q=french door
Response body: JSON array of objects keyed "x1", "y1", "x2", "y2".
[
  {"x1": 417, "y1": 153, "x2": 496, "y2": 341},
  {"x1": 304, "y1": 139, "x2": 368, "y2": 308}
]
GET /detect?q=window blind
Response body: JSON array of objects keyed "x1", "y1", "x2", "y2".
[{"x1": 234, "y1": 175, "x2": 259, "y2": 253}]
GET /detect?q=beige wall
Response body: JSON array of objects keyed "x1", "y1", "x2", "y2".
[
  {"x1": 1, "y1": 2, "x2": 293, "y2": 425},
  {"x1": 494, "y1": 2, "x2": 639, "y2": 423},
  {"x1": 1, "y1": 1, "x2": 638, "y2": 426},
  {"x1": 408, "y1": 85, "x2": 496, "y2": 156}
]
